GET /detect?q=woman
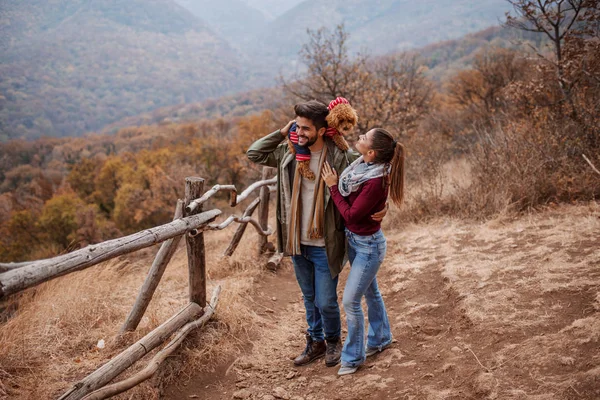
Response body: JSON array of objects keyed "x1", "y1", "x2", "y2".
[{"x1": 321, "y1": 127, "x2": 404, "y2": 376}]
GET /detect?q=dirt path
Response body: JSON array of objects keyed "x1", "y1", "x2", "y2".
[{"x1": 163, "y1": 204, "x2": 600, "y2": 400}]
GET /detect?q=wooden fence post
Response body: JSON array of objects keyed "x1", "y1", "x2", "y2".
[
  {"x1": 120, "y1": 200, "x2": 184, "y2": 333},
  {"x1": 185, "y1": 177, "x2": 206, "y2": 307},
  {"x1": 257, "y1": 167, "x2": 271, "y2": 254}
]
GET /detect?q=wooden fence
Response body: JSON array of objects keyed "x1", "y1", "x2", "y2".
[{"x1": 0, "y1": 167, "x2": 281, "y2": 400}]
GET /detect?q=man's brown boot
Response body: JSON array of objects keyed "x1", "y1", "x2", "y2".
[
  {"x1": 294, "y1": 334, "x2": 326, "y2": 366},
  {"x1": 325, "y1": 337, "x2": 342, "y2": 367}
]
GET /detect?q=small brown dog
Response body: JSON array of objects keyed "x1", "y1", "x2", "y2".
[
  {"x1": 325, "y1": 97, "x2": 358, "y2": 152},
  {"x1": 288, "y1": 97, "x2": 358, "y2": 180}
]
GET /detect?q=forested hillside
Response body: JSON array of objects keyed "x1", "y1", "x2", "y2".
[
  {"x1": 0, "y1": 110, "x2": 284, "y2": 262},
  {"x1": 418, "y1": 25, "x2": 547, "y2": 81},
  {"x1": 0, "y1": 0, "x2": 249, "y2": 141},
  {"x1": 100, "y1": 87, "x2": 285, "y2": 134},
  {"x1": 173, "y1": 0, "x2": 266, "y2": 47}
]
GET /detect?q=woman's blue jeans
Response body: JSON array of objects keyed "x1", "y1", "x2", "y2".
[
  {"x1": 341, "y1": 229, "x2": 392, "y2": 367},
  {"x1": 292, "y1": 245, "x2": 341, "y2": 341}
]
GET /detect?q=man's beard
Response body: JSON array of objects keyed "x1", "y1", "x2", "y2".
[{"x1": 299, "y1": 135, "x2": 318, "y2": 148}]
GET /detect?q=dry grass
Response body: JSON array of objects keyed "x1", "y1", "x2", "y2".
[
  {"x1": 394, "y1": 114, "x2": 600, "y2": 224},
  {"x1": 383, "y1": 153, "x2": 473, "y2": 229},
  {"x1": 0, "y1": 215, "x2": 275, "y2": 399}
]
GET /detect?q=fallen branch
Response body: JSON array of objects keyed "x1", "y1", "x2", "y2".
[
  {"x1": 583, "y1": 154, "x2": 600, "y2": 176},
  {"x1": 59, "y1": 302, "x2": 204, "y2": 400},
  {"x1": 466, "y1": 347, "x2": 490, "y2": 373},
  {"x1": 82, "y1": 286, "x2": 221, "y2": 400}
]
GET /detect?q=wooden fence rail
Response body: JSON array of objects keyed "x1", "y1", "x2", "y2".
[
  {"x1": 0, "y1": 261, "x2": 32, "y2": 273},
  {"x1": 0, "y1": 209, "x2": 222, "y2": 299},
  {"x1": 186, "y1": 176, "x2": 277, "y2": 213},
  {"x1": 1, "y1": 168, "x2": 281, "y2": 399}
]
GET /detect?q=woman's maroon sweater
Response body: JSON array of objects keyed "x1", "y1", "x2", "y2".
[{"x1": 329, "y1": 177, "x2": 388, "y2": 235}]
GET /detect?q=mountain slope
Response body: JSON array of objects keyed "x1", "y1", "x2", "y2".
[
  {"x1": 0, "y1": 0, "x2": 248, "y2": 140},
  {"x1": 258, "y1": 0, "x2": 512, "y2": 58},
  {"x1": 99, "y1": 23, "x2": 543, "y2": 132},
  {"x1": 173, "y1": 0, "x2": 266, "y2": 47}
]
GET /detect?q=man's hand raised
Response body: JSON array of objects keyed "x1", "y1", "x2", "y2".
[{"x1": 281, "y1": 120, "x2": 296, "y2": 137}]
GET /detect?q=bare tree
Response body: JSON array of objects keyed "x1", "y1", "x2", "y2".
[
  {"x1": 281, "y1": 25, "x2": 432, "y2": 139},
  {"x1": 504, "y1": 0, "x2": 588, "y2": 100},
  {"x1": 446, "y1": 47, "x2": 527, "y2": 123},
  {"x1": 281, "y1": 25, "x2": 367, "y2": 104},
  {"x1": 352, "y1": 55, "x2": 432, "y2": 136},
  {"x1": 504, "y1": 0, "x2": 600, "y2": 164}
]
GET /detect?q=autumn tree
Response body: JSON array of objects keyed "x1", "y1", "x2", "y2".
[
  {"x1": 0, "y1": 210, "x2": 40, "y2": 261},
  {"x1": 234, "y1": 111, "x2": 281, "y2": 180},
  {"x1": 504, "y1": 0, "x2": 594, "y2": 107},
  {"x1": 67, "y1": 157, "x2": 102, "y2": 203},
  {"x1": 110, "y1": 149, "x2": 180, "y2": 233},
  {"x1": 93, "y1": 157, "x2": 126, "y2": 216},
  {"x1": 352, "y1": 55, "x2": 432, "y2": 136},
  {"x1": 446, "y1": 47, "x2": 528, "y2": 127},
  {"x1": 504, "y1": 0, "x2": 600, "y2": 151},
  {"x1": 282, "y1": 25, "x2": 366, "y2": 104}
]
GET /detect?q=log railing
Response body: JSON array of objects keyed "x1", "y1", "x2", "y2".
[{"x1": 0, "y1": 167, "x2": 281, "y2": 400}]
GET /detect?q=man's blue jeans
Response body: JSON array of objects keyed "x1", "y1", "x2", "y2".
[
  {"x1": 341, "y1": 229, "x2": 392, "y2": 368},
  {"x1": 292, "y1": 245, "x2": 341, "y2": 341}
]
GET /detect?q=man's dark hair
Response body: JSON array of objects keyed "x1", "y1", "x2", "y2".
[{"x1": 294, "y1": 100, "x2": 329, "y2": 131}]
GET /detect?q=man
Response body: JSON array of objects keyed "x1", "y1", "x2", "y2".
[{"x1": 247, "y1": 100, "x2": 385, "y2": 367}]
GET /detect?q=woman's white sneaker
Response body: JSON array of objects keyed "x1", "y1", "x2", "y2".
[
  {"x1": 365, "y1": 342, "x2": 392, "y2": 357},
  {"x1": 338, "y1": 366, "x2": 358, "y2": 376}
]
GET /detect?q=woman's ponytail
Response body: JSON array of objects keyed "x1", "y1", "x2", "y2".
[
  {"x1": 388, "y1": 142, "x2": 404, "y2": 206},
  {"x1": 370, "y1": 128, "x2": 405, "y2": 207}
]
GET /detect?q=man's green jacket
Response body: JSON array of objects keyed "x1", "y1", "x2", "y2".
[{"x1": 246, "y1": 130, "x2": 359, "y2": 278}]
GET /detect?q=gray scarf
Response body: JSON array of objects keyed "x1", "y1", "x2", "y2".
[{"x1": 338, "y1": 156, "x2": 389, "y2": 196}]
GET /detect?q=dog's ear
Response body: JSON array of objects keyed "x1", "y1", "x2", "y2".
[{"x1": 326, "y1": 111, "x2": 338, "y2": 129}]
